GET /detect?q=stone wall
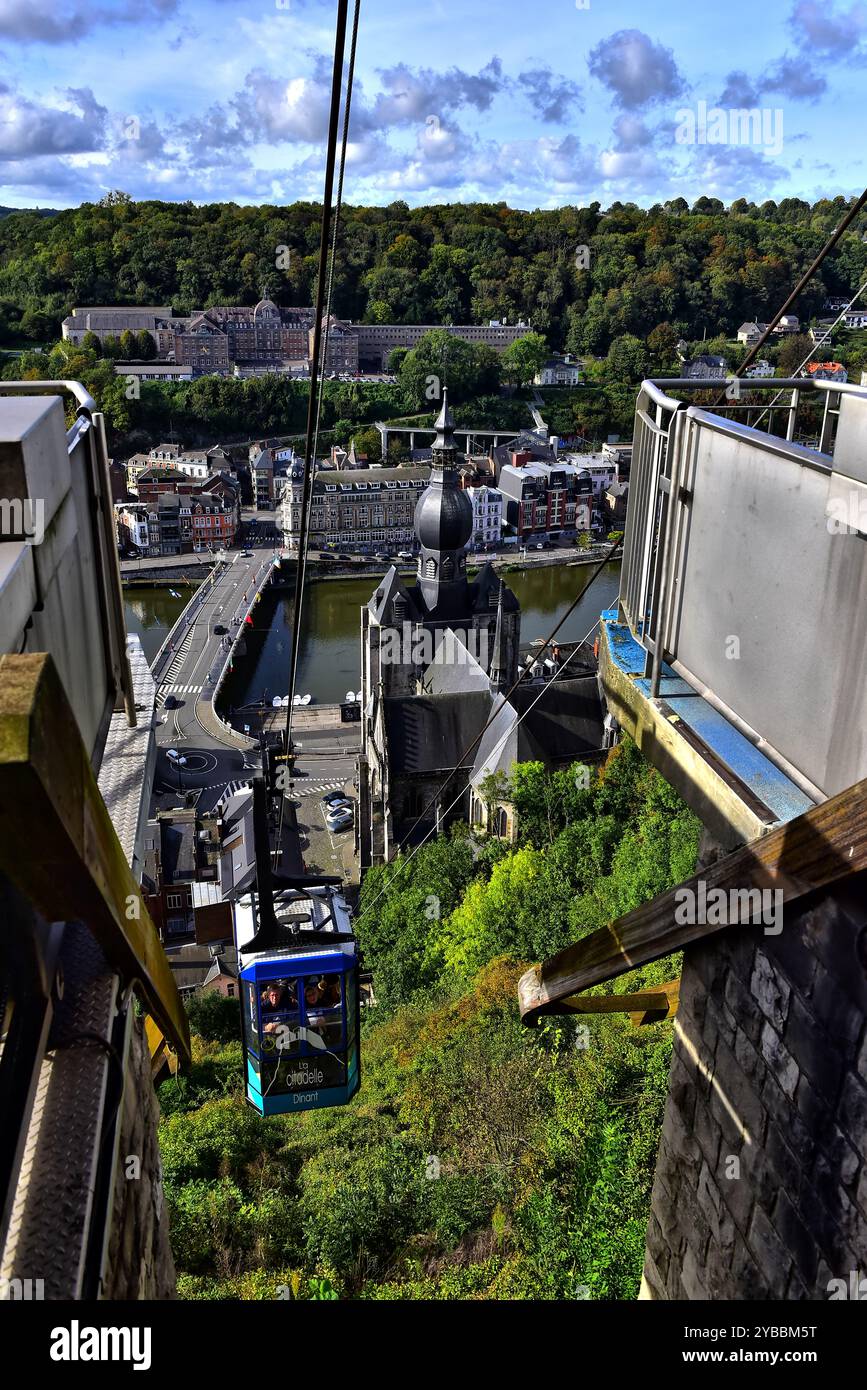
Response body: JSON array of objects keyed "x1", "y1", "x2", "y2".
[
  {"x1": 102, "y1": 1014, "x2": 176, "y2": 1299},
  {"x1": 641, "y1": 849, "x2": 867, "y2": 1300}
]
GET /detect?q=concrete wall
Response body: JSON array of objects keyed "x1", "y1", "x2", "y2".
[{"x1": 642, "y1": 841, "x2": 867, "y2": 1300}]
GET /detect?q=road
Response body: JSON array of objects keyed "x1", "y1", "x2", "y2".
[{"x1": 152, "y1": 550, "x2": 277, "y2": 811}]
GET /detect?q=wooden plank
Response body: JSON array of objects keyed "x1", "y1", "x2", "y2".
[
  {"x1": 519, "y1": 775, "x2": 867, "y2": 1025},
  {"x1": 0, "y1": 653, "x2": 191, "y2": 1060}
]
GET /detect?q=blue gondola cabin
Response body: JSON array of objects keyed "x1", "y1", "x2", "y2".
[{"x1": 237, "y1": 884, "x2": 360, "y2": 1115}]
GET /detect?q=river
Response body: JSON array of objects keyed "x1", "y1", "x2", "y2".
[
  {"x1": 218, "y1": 561, "x2": 621, "y2": 709},
  {"x1": 123, "y1": 585, "x2": 191, "y2": 664}
]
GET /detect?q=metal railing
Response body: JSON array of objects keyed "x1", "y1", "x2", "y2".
[{"x1": 617, "y1": 375, "x2": 867, "y2": 803}]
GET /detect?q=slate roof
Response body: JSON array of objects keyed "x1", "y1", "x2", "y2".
[{"x1": 383, "y1": 692, "x2": 491, "y2": 776}]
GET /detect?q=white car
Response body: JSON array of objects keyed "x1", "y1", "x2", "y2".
[{"x1": 326, "y1": 806, "x2": 354, "y2": 832}]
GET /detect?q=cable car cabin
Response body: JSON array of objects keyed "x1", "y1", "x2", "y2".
[{"x1": 237, "y1": 884, "x2": 360, "y2": 1115}]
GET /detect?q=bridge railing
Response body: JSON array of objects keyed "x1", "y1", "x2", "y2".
[{"x1": 619, "y1": 375, "x2": 867, "y2": 803}]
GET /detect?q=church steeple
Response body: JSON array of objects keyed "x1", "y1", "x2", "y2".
[
  {"x1": 489, "y1": 581, "x2": 508, "y2": 693},
  {"x1": 413, "y1": 389, "x2": 473, "y2": 617}
]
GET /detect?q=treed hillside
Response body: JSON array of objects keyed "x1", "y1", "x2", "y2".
[
  {"x1": 160, "y1": 741, "x2": 701, "y2": 1301},
  {"x1": 1, "y1": 192, "x2": 865, "y2": 352}
]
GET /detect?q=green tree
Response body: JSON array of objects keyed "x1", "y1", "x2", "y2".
[
  {"x1": 135, "y1": 328, "x2": 157, "y2": 360},
  {"x1": 606, "y1": 334, "x2": 650, "y2": 384},
  {"x1": 500, "y1": 332, "x2": 549, "y2": 388}
]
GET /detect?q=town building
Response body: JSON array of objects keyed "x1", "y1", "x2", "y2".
[
  {"x1": 113, "y1": 363, "x2": 192, "y2": 383},
  {"x1": 601, "y1": 441, "x2": 632, "y2": 478},
  {"x1": 744, "y1": 359, "x2": 775, "y2": 377},
  {"x1": 249, "y1": 445, "x2": 275, "y2": 510},
  {"x1": 605, "y1": 479, "x2": 630, "y2": 527},
  {"x1": 805, "y1": 361, "x2": 848, "y2": 382},
  {"x1": 773, "y1": 314, "x2": 801, "y2": 335},
  {"x1": 534, "y1": 355, "x2": 583, "y2": 386},
  {"x1": 737, "y1": 321, "x2": 768, "y2": 346},
  {"x1": 62, "y1": 303, "x2": 533, "y2": 376},
  {"x1": 466, "y1": 484, "x2": 503, "y2": 548},
  {"x1": 126, "y1": 475, "x2": 239, "y2": 556},
  {"x1": 681, "y1": 354, "x2": 728, "y2": 380},
  {"x1": 497, "y1": 460, "x2": 593, "y2": 541},
  {"x1": 280, "y1": 464, "x2": 430, "y2": 552},
  {"x1": 171, "y1": 299, "x2": 312, "y2": 372},
  {"x1": 141, "y1": 809, "x2": 230, "y2": 946},
  {"x1": 115, "y1": 502, "x2": 149, "y2": 553},
  {"x1": 127, "y1": 443, "x2": 212, "y2": 493},
  {"x1": 558, "y1": 452, "x2": 618, "y2": 496}
]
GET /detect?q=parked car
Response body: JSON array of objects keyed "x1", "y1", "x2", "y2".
[
  {"x1": 326, "y1": 807, "x2": 354, "y2": 832},
  {"x1": 212, "y1": 623, "x2": 227, "y2": 635},
  {"x1": 397, "y1": 549, "x2": 414, "y2": 560},
  {"x1": 322, "y1": 791, "x2": 351, "y2": 811}
]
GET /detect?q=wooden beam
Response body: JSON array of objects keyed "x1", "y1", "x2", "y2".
[
  {"x1": 0, "y1": 653, "x2": 191, "y2": 1060},
  {"x1": 519, "y1": 775, "x2": 867, "y2": 1026},
  {"x1": 545, "y1": 985, "x2": 678, "y2": 1017}
]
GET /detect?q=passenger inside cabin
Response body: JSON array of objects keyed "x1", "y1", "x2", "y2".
[{"x1": 261, "y1": 980, "x2": 297, "y2": 1033}]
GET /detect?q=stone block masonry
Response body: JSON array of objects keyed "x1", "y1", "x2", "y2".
[
  {"x1": 641, "y1": 836, "x2": 867, "y2": 1300},
  {"x1": 102, "y1": 1014, "x2": 176, "y2": 1299}
]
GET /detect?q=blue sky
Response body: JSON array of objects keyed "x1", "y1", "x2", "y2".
[{"x1": 1, "y1": 0, "x2": 865, "y2": 209}]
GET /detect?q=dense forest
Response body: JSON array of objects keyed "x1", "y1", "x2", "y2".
[
  {"x1": 2, "y1": 193, "x2": 866, "y2": 452},
  {"x1": 160, "y1": 741, "x2": 701, "y2": 1300},
  {"x1": 1, "y1": 192, "x2": 866, "y2": 354}
]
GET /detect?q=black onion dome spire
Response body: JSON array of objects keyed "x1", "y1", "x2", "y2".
[{"x1": 413, "y1": 389, "x2": 473, "y2": 615}]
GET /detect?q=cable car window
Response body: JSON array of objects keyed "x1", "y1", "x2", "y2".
[
  {"x1": 260, "y1": 978, "x2": 298, "y2": 1025},
  {"x1": 346, "y1": 972, "x2": 357, "y2": 1045},
  {"x1": 244, "y1": 981, "x2": 259, "y2": 1047},
  {"x1": 301, "y1": 974, "x2": 343, "y2": 1051}
]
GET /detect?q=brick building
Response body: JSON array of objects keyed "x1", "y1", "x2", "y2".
[{"x1": 497, "y1": 460, "x2": 593, "y2": 540}]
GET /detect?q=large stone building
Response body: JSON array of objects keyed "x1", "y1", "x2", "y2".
[
  {"x1": 353, "y1": 319, "x2": 531, "y2": 371},
  {"x1": 358, "y1": 393, "x2": 603, "y2": 864},
  {"x1": 64, "y1": 303, "x2": 533, "y2": 375},
  {"x1": 173, "y1": 299, "x2": 312, "y2": 370},
  {"x1": 61, "y1": 304, "x2": 173, "y2": 343},
  {"x1": 281, "y1": 464, "x2": 430, "y2": 552}
]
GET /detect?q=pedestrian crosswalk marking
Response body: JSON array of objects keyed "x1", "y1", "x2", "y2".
[
  {"x1": 156, "y1": 680, "x2": 203, "y2": 706},
  {"x1": 294, "y1": 779, "x2": 346, "y2": 797}
]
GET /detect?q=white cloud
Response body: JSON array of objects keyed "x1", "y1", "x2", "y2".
[
  {"x1": 588, "y1": 29, "x2": 686, "y2": 110},
  {"x1": 0, "y1": 85, "x2": 106, "y2": 159}
]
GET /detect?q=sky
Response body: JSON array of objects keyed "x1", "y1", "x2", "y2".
[{"x1": 1, "y1": 0, "x2": 866, "y2": 210}]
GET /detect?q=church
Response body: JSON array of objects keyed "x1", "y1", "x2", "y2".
[{"x1": 358, "y1": 392, "x2": 605, "y2": 866}]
